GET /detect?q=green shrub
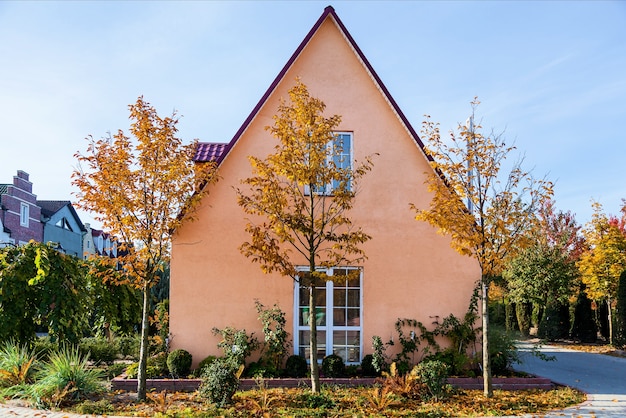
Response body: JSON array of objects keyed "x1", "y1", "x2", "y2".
[
  {"x1": 103, "y1": 362, "x2": 126, "y2": 379},
  {"x1": 416, "y1": 360, "x2": 450, "y2": 401},
  {"x1": 0, "y1": 340, "x2": 38, "y2": 387},
  {"x1": 245, "y1": 360, "x2": 279, "y2": 378},
  {"x1": 117, "y1": 335, "x2": 141, "y2": 359},
  {"x1": 284, "y1": 355, "x2": 307, "y2": 378},
  {"x1": 321, "y1": 354, "x2": 344, "y2": 378},
  {"x1": 489, "y1": 327, "x2": 520, "y2": 376},
  {"x1": 74, "y1": 399, "x2": 114, "y2": 415},
  {"x1": 78, "y1": 337, "x2": 119, "y2": 364},
  {"x1": 538, "y1": 303, "x2": 570, "y2": 341},
  {"x1": 151, "y1": 351, "x2": 169, "y2": 376},
  {"x1": 295, "y1": 391, "x2": 335, "y2": 409},
  {"x1": 194, "y1": 355, "x2": 217, "y2": 377},
  {"x1": 212, "y1": 326, "x2": 259, "y2": 367},
  {"x1": 167, "y1": 349, "x2": 192, "y2": 377},
  {"x1": 360, "y1": 354, "x2": 378, "y2": 377},
  {"x1": 33, "y1": 346, "x2": 104, "y2": 407},
  {"x1": 124, "y1": 355, "x2": 166, "y2": 379},
  {"x1": 199, "y1": 358, "x2": 240, "y2": 407},
  {"x1": 33, "y1": 337, "x2": 57, "y2": 362}
]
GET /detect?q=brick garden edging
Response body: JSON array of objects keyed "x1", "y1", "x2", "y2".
[{"x1": 111, "y1": 376, "x2": 553, "y2": 392}]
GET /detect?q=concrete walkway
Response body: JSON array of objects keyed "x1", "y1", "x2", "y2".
[{"x1": 513, "y1": 341, "x2": 626, "y2": 417}]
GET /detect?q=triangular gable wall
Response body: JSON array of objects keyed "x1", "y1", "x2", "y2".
[{"x1": 211, "y1": 6, "x2": 431, "y2": 168}]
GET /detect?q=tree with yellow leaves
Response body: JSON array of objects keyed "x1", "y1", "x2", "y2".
[
  {"x1": 73, "y1": 97, "x2": 216, "y2": 400},
  {"x1": 237, "y1": 80, "x2": 374, "y2": 393},
  {"x1": 578, "y1": 202, "x2": 626, "y2": 345},
  {"x1": 412, "y1": 99, "x2": 552, "y2": 396}
]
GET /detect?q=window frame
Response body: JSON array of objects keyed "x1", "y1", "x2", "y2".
[
  {"x1": 293, "y1": 266, "x2": 363, "y2": 365},
  {"x1": 305, "y1": 131, "x2": 353, "y2": 196},
  {"x1": 20, "y1": 203, "x2": 29, "y2": 227}
]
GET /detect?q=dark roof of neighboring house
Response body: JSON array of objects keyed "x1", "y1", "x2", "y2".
[
  {"x1": 37, "y1": 200, "x2": 87, "y2": 232},
  {"x1": 195, "y1": 142, "x2": 228, "y2": 162},
  {"x1": 193, "y1": 6, "x2": 428, "y2": 167}
]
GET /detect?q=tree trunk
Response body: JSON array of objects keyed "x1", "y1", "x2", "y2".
[
  {"x1": 607, "y1": 297, "x2": 614, "y2": 346},
  {"x1": 482, "y1": 277, "x2": 493, "y2": 397},
  {"x1": 137, "y1": 283, "x2": 150, "y2": 400},
  {"x1": 309, "y1": 284, "x2": 320, "y2": 393}
]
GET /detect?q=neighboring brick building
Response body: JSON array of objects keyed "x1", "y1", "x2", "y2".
[{"x1": 0, "y1": 170, "x2": 43, "y2": 245}]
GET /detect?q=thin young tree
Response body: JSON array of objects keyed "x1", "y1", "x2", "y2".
[
  {"x1": 73, "y1": 97, "x2": 216, "y2": 400},
  {"x1": 411, "y1": 99, "x2": 552, "y2": 396},
  {"x1": 237, "y1": 80, "x2": 374, "y2": 393},
  {"x1": 578, "y1": 201, "x2": 626, "y2": 345}
]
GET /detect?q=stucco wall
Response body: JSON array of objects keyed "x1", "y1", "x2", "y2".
[{"x1": 170, "y1": 16, "x2": 480, "y2": 366}]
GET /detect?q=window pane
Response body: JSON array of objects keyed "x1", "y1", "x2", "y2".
[
  {"x1": 347, "y1": 274, "x2": 360, "y2": 287},
  {"x1": 347, "y1": 308, "x2": 360, "y2": 326},
  {"x1": 333, "y1": 289, "x2": 346, "y2": 307},
  {"x1": 347, "y1": 289, "x2": 360, "y2": 307},
  {"x1": 314, "y1": 289, "x2": 326, "y2": 306},
  {"x1": 333, "y1": 308, "x2": 346, "y2": 326}
]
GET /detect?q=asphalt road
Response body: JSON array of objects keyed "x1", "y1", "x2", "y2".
[{"x1": 514, "y1": 341, "x2": 626, "y2": 417}]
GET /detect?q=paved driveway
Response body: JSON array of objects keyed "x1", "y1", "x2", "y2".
[{"x1": 514, "y1": 341, "x2": 626, "y2": 417}]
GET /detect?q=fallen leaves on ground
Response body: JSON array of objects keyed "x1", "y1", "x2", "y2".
[{"x1": 65, "y1": 385, "x2": 585, "y2": 417}]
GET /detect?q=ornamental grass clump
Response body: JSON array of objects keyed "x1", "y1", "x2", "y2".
[
  {"x1": 0, "y1": 340, "x2": 38, "y2": 388},
  {"x1": 32, "y1": 346, "x2": 104, "y2": 407}
]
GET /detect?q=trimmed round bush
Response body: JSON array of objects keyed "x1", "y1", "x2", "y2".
[
  {"x1": 167, "y1": 349, "x2": 192, "y2": 377},
  {"x1": 321, "y1": 354, "x2": 344, "y2": 378},
  {"x1": 360, "y1": 354, "x2": 378, "y2": 377},
  {"x1": 284, "y1": 354, "x2": 308, "y2": 378}
]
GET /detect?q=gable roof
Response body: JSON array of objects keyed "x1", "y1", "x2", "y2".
[
  {"x1": 37, "y1": 200, "x2": 86, "y2": 232},
  {"x1": 194, "y1": 6, "x2": 429, "y2": 166}
]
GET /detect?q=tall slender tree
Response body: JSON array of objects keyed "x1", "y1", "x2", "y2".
[
  {"x1": 237, "y1": 80, "x2": 374, "y2": 393},
  {"x1": 578, "y1": 202, "x2": 626, "y2": 345},
  {"x1": 412, "y1": 99, "x2": 552, "y2": 396},
  {"x1": 73, "y1": 97, "x2": 216, "y2": 400}
]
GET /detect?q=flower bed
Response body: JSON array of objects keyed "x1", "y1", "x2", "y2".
[{"x1": 111, "y1": 376, "x2": 552, "y2": 392}]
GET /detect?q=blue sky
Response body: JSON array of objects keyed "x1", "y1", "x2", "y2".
[{"x1": 1, "y1": 1, "x2": 624, "y2": 228}]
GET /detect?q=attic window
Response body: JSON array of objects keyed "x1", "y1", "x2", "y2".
[
  {"x1": 306, "y1": 132, "x2": 353, "y2": 195},
  {"x1": 55, "y1": 217, "x2": 73, "y2": 231}
]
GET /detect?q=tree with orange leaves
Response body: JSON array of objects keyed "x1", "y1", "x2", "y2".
[
  {"x1": 73, "y1": 97, "x2": 216, "y2": 400},
  {"x1": 412, "y1": 99, "x2": 552, "y2": 397}
]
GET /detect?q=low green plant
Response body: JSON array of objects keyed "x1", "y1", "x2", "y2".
[
  {"x1": 117, "y1": 335, "x2": 141, "y2": 359},
  {"x1": 199, "y1": 358, "x2": 242, "y2": 407},
  {"x1": 0, "y1": 340, "x2": 38, "y2": 387},
  {"x1": 78, "y1": 337, "x2": 119, "y2": 364},
  {"x1": 489, "y1": 326, "x2": 521, "y2": 375},
  {"x1": 73, "y1": 399, "x2": 114, "y2": 415},
  {"x1": 295, "y1": 391, "x2": 335, "y2": 409},
  {"x1": 416, "y1": 359, "x2": 450, "y2": 401},
  {"x1": 321, "y1": 354, "x2": 344, "y2": 377},
  {"x1": 32, "y1": 346, "x2": 104, "y2": 407},
  {"x1": 284, "y1": 354, "x2": 307, "y2": 378},
  {"x1": 194, "y1": 355, "x2": 217, "y2": 377},
  {"x1": 359, "y1": 354, "x2": 377, "y2": 377},
  {"x1": 102, "y1": 362, "x2": 126, "y2": 379},
  {"x1": 167, "y1": 349, "x2": 193, "y2": 377}
]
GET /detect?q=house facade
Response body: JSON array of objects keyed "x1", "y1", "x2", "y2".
[
  {"x1": 38, "y1": 200, "x2": 86, "y2": 257},
  {"x1": 0, "y1": 170, "x2": 43, "y2": 245},
  {"x1": 170, "y1": 7, "x2": 480, "y2": 366}
]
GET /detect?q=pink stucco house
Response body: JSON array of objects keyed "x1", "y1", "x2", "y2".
[{"x1": 170, "y1": 6, "x2": 480, "y2": 366}]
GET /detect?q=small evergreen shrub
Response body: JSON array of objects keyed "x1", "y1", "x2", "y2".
[
  {"x1": 117, "y1": 335, "x2": 140, "y2": 359},
  {"x1": 167, "y1": 349, "x2": 192, "y2": 377},
  {"x1": 360, "y1": 354, "x2": 378, "y2": 377},
  {"x1": 194, "y1": 355, "x2": 217, "y2": 377},
  {"x1": 78, "y1": 337, "x2": 119, "y2": 364},
  {"x1": 199, "y1": 358, "x2": 240, "y2": 407},
  {"x1": 284, "y1": 355, "x2": 308, "y2": 378},
  {"x1": 489, "y1": 327, "x2": 520, "y2": 375},
  {"x1": 416, "y1": 360, "x2": 450, "y2": 401},
  {"x1": 321, "y1": 354, "x2": 344, "y2": 378}
]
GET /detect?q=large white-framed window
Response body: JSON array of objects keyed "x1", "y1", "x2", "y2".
[
  {"x1": 20, "y1": 203, "x2": 29, "y2": 227},
  {"x1": 307, "y1": 132, "x2": 353, "y2": 195},
  {"x1": 294, "y1": 267, "x2": 362, "y2": 365}
]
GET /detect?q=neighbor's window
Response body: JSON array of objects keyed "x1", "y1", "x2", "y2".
[
  {"x1": 294, "y1": 267, "x2": 362, "y2": 364},
  {"x1": 20, "y1": 203, "x2": 29, "y2": 227}
]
